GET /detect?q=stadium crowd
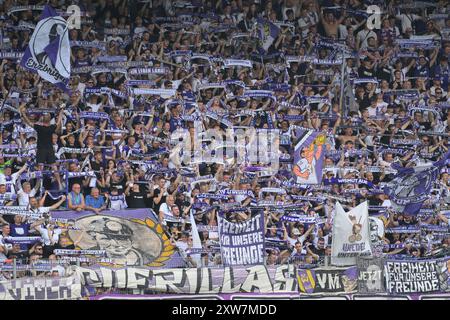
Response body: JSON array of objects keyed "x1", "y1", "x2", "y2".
[{"x1": 0, "y1": 0, "x2": 448, "y2": 278}]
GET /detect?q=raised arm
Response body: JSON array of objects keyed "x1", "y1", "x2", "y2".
[
  {"x1": 55, "y1": 107, "x2": 64, "y2": 134},
  {"x1": 18, "y1": 103, "x2": 35, "y2": 128},
  {"x1": 49, "y1": 195, "x2": 67, "y2": 210}
]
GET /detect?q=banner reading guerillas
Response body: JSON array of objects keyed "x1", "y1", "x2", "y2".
[
  {"x1": 76, "y1": 265, "x2": 298, "y2": 294},
  {"x1": 218, "y1": 212, "x2": 265, "y2": 266}
]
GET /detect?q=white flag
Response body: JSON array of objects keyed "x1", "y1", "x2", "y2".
[{"x1": 331, "y1": 201, "x2": 372, "y2": 266}]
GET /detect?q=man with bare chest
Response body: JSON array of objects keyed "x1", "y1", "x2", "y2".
[{"x1": 320, "y1": 9, "x2": 346, "y2": 38}]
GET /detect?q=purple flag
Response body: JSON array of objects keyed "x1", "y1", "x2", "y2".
[
  {"x1": 257, "y1": 18, "x2": 280, "y2": 52},
  {"x1": 383, "y1": 152, "x2": 450, "y2": 215}
]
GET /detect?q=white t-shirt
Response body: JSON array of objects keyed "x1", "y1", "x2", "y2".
[
  {"x1": 17, "y1": 188, "x2": 37, "y2": 206},
  {"x1": 110, "y1": 197, "x2": 128, "y2": 210},
  {"x1": 298, "y1": 12, "x2": 318, "y2": 37},
  {"x1": 376, "y1": 101, "x2": 388, "y2": 113},
  {"x1": 288, "y1": 234, "x2": 308, "y2": 247},
  {"x1": 38, "y1": 227, "x2": 62, "y2": 246},
  {"x1": 159, "y1": 203, "x2": 173, "y2": 216},
  {"x1": 86, "y1": 102, "x2": 102, "y2": 112},
  {"x1": 175, "y1": 240, "x2": 189, "y2": 252},
  {"x1": 338, "y1": 24, "x2": 348, "y2": 40},
  {"x1": 356, "y1": 29, "x2": 377, "y2": 49},
  {"x1": 0, "y1": 234, "x2": 12, "y2": 254},
  {"x1": 381, "y1": 199, "x2": 392, "y2": 207},
  {"x1": 368, "y1": 105, "x2": 378, "y2": 117},
  {"x1": 290, "y1": 248, "x2": 307, "y2": 257}
]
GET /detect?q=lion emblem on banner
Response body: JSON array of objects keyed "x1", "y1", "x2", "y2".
[{"x1": 65, "y1": 215, "x2": 175, "y2": 267}]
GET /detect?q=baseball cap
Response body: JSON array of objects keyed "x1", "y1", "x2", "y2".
[{"x1": 292, "y1": 228, "x2": 301, "y2": 235}]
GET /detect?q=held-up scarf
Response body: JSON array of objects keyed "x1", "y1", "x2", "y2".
[{"x1": 53, "y1": 249, "x2": 107, "y2": 256}]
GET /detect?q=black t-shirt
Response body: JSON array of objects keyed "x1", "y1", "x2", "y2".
[
  {"x1": 126, "y1": 191, "x2": 147, "y2": 208},
  {"x1": 376, "y1": 65, "x2": 392, "y2": 82},
  {"x1": 91, "y1": 160, "x2": 105, "y2": 179},
  {"x1": 7, "y1": 250, "x2": 30, "y2": 262},
  {"x1": 110, "y1": 180, "x2": 126, "y2": 194},
  {"x1": 152, "y1": 188, "x2": 166, "y2": 212},
  {"x1": 358, "y1": 66, "x2": 375, "y2": 78},
  {"x1": 357, "y1": 94, "x2": 371, "y2": 110},
  {"x1": 308, "y1": 245, "x2": 325, "y2": 257},
  {"x1": 34, "y1": 124, "x2": 56, "y2": 150}
]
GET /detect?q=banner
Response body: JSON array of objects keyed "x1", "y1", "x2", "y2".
[
  {"x1": 331, "y1": 202, "x2": 372, "y2": 266},
  {"x1": 297, "y1": 267, "x2": 358, "y2": 295},
  {"x1": 76, "y1": 265, "x2": 298, "y2": 294},
  {"x1": 357, "y1": 257, "x2": 385, "y2": 294},
  {"x1": 0, "y1": 275, "x2": 81, "y2": 300},
  {"x1": 292, "y1": 129, "x2": 326, "y2": 184},
  {"x1": 51, "y1": 209, "x2": 183, "y2": 267},
  {"x1": 385, "y1": 260, "x2": 440, "y2": 294},
  {"x1": 20, "y1": 5, "x2": 71, "y2": 92},
  {"x1": 218, "y1": 212, "x2": 265, "y2": 266}
]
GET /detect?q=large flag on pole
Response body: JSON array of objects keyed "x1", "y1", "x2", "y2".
[
  {"x1": 383, "y1": 152, "x2": 450, "y2": 215},
  {"x1": 331, "y1": 201, "x2": 372, "y2": 266},
  {"x1": 20, "y1": 5, "x2": 71, "y2": 92}
]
